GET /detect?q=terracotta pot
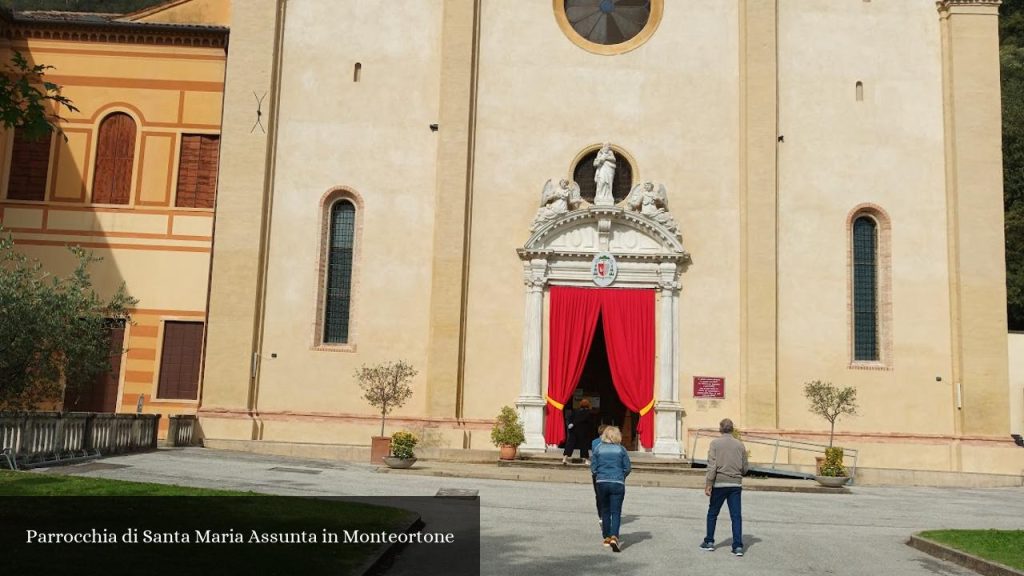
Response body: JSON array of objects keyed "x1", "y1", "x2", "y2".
[
  {"x1": 383, "y1": 457, "x2": 417, "y2": 469},
  {"x1": 371, "y1": 436, "x2": 392, "y2": 464},
  {"x1": 499, "y1": 445, "x2": 518, "y2": 461}
]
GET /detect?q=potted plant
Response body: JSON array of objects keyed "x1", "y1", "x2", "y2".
[
  {"x1": 803, "y1": 380, "x2": 858, "y2": 487},
  {"x1": 356, "y1": 360, "x2": 416, "y2": 464},
  {"x1": 383, "y1": 431, "x2": 418, "y2": 469},
  {"x1": 491, "y1": 406, "x2": 525, "y2": 460}
]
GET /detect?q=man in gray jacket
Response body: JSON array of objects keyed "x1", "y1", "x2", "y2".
[{"x1": 700, "y1": 418, "x2": 749, "y2": 556}]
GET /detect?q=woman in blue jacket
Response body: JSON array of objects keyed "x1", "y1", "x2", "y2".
[{"x1": 590, "y1": 425, "x2": 631, "y2": 552}]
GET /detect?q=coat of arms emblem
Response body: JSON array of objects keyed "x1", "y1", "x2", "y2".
[{"x1": 591, "y1": 252, "x2": 617, "y2": 287}]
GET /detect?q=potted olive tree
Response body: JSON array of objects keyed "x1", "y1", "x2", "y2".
[
  {"x1": 491, "y1": 406, "x2": 525, "y2": 460},
  {"x1": 803, "y1": 380, "x2": 859, "y2": 487},
  {"x1": 357, "y1": 360, "x2": 416, "y2": 464},
  {"x1": 384, "y1": 431, "x2": 419, "y2": 469}
]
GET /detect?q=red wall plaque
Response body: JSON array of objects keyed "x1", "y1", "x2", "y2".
[{"x1": 693, "y1": 376, "x2": 725, "y2": 399}]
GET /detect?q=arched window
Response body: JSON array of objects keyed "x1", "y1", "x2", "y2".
[
  {"x1": 323, "y1": 200, "x2": 356, "y2": 344},
  {"x1": 852, "y1": 215, "x2": 878, "y2": 361},
  {"x1": 573, "y1": 147, "x2": 633, "y2": 204},
  {"x1": 92, "y1": 112, "x2": 137, "y2": 204}
]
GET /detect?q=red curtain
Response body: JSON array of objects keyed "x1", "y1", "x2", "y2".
[
  {"x1": 545, "y1": 286, "x2": 656, "y2": 449},
  {"x1": 601, "y1": 289, "x2": 656, "y2": 449},
  {"x1": 545, "y1": 287, "x2": 602, "y2": 446}
]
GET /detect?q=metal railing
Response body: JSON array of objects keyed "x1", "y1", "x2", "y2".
[
  {"x1": 0, "y1": 412, "x2": 161, "y2": 469},
  {"x1": 690, "y1": 428, "x2": 858, "y2": 484}
]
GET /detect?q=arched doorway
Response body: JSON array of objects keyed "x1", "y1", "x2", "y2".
[{"x1": 516, "y1": 200, "x2": 689, "y2": 456}]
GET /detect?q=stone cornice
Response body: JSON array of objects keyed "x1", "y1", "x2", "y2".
[
  {"x1": 524, "y1": 206, "x2": 687, "y2": 255},
  {"x1": 937, "y1": 0, "x2": 1001, "y2": 5},
  {"x1": 936, "y1": 0, "x2": 1001, "y2": 14},
  {"x1": 0, "y1": 9, "x2": 228, "y2": 48}
]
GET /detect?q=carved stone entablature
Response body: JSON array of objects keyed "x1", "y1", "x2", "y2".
[
  {"x1": 937, "y1": 0, "x2": 1000, "y2": 6},
  {"x1": 936, "y1": 0, "x2": 1001, "y2": 15},
  {"x1": 522, "y1": 206, "x2": 689, "y2": 261}
]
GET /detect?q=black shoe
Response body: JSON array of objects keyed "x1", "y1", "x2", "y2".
[
  {"x1": 699, "y1": 541, "x2": 714, "y2": 552},
  {"x1": 732, "y1": 547, "x2": 744, "y2": 557}
]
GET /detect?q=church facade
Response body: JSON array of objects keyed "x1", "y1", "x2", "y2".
[{"x1": 198, "y1": 0, "x2": 1022, "y2": 475}]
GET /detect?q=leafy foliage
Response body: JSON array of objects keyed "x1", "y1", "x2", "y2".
[
  {"x1": 0, "y1": 51, "x2": 77, "y2": 140},
  {"x1": 355, "y1": 360, "x2": 416, "y2": 437},
  {"x1": 389, "y1": 431, "x2": 418, "y2": 459},
  {"x1": 803, "y1": 380, "x2": 859, "y2": 448},
  {"x1": 0, "y1": 229, "x2": 137, "y2": 410},
  {"x1": 1003, "y1": 0, "x2": 1024, "y2": 328},
  {"x1": 819, "y1": 446, "x2": 848, "y2": 478},
  {"x1": 490, "y1": 405, "x2": 525, "y2": 448}
]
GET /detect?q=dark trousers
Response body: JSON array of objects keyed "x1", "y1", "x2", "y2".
[
  {"x1": 592, "y1": 474, "x2": 606, "y2": 520},
  {"x1": 704, "y1": 486, "x2": 742, "y2": 548},
  {"x1": 596, "y1": 482, "x2": 625, "y2": 539},
  {"x1": 562, "y1": 431, "x2": 590, "y2": 459}
]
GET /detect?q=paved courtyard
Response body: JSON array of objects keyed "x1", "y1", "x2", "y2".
[{"x1": 35, "y1": 448, "x2": 1024, "y2": 576}]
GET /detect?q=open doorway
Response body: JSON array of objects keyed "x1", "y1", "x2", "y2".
[{"x1": 571, "y1": 314, "x2": 639, "y2": 451}]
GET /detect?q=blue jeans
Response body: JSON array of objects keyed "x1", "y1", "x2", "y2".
[
  {"x1": 596, "y1": 482, "x2": 625, "y2": 538},
  {"x1": 705, "y1": 486, "x2": 742, "y2": 549},
  {"x1": 592, "y1": 474, "x2": 607, "y2": 520}
]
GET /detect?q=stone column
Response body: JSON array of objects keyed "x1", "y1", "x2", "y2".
[
  {"x1": 516, "y1": 258, "x2": 548, "y2": 452},
  {"x1": 937, "y1": 0, "x2": 1009, "y2": 438},
  {"x1": 200, "y1": 0, "x2": 284, "y2": 441},
  {"x1": 654, "y1": 263, "x2": 684, "y2": 457},
  {"x1": 739, "y1": 0, "x2": 779, "y2": 430}
]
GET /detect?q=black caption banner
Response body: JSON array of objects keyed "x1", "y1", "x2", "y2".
[{"x1": 0, "y1": 496, "x2": 480, "y2": 576}]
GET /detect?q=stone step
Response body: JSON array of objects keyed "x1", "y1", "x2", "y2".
[
  {"x1": 521, "y1": 452, "x2": 692, "y2": 467},
  {"x1": 501, "y1": 458, "x2": 702, "y2": 475}
]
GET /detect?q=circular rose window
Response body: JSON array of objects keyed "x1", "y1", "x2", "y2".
[{"x1": 555, "y1": 0, "x2": 662, "y2": 55}]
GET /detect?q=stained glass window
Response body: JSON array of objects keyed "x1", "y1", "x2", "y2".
[
  {"x1": 564, "y1": 0, "x2": 652, "y2": 46},
  {"x1": 853, "y1": 216, "x2": 878, "y2": 361},
  {"x1": 324, "y1": 200, "x2": 355, "y2": 344}
]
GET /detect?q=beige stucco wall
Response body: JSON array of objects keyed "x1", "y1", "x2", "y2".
[
  {"x1": 775, "y1": 0, "x2": 955, "y2": 438},
  {"x1": 248, "y1": 0, "x2": 443, "y2": 424},
  {"x1": 1009, "y1": 333, "x2": 1024, "y2": 436},
  {"x1": 463, "y1": 1, "x2": 742, "y2": 426},
  {"x1": 203, "y1": 0, "x2": 1017, "y2": 471}
]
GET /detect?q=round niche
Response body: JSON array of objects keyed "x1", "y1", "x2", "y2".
[{"x1": 571, "y1": 145, "x2": 636, "y2": 204}]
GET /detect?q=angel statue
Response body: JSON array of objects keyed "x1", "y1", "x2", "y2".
[
  {"x1": 593, "y1": 143, "x2": 617, "y2": 206},
  {"x1": 624, "y1": 181, "x2": 680, "y2": 236},
  {"x1": 530, "y1": 178, "x2": 582, "y2": 231}
]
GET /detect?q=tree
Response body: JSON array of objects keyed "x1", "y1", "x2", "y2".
[
  {"x1": 1002, "y1": 0, "x2": 1024, "y2": 329},
  {"x1": 355, "y1": 360, "x2": 417, "y2": 437},
  {"x1": 0, "y1": 51, "x2": 77, "y2": 140},
  {"x1": 803, "y1": 380, "x2": 859, "y2": 448},
  {"x1": 0, "y1": 228, "x2": 137, "y2": 410}
]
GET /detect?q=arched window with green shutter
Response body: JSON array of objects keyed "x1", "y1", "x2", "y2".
[
  {"x1": 323, "y1": 200, "x2": 355, "y2": 344},
  {"x1": 852, "y1": 216, "x2": 878, "y2": 361}
]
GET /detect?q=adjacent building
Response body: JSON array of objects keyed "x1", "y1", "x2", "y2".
[{"x1": 0, "y1": 0, "x2": 228, "y2": 436}]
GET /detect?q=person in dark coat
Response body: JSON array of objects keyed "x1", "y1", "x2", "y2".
[
  {"x1": 559, "y1": 405, "x2": 574, "y2": 449},
  {"x1": 562, "y1": 398, "x2": 594, "y2": 464}
]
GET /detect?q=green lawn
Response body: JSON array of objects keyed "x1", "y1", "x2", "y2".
[
  {"x1": 918, "y1": 530, "x2": 1024, "y2": 570},
  {"x1": 0, "y1": 469, "x2": 248, "y2": 495},
  {"x1": 0, "y1": 470, "x2": 416, "y2": 574}
]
